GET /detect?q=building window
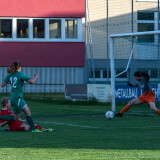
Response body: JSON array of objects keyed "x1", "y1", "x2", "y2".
[
  {"x1": 103, "y1": 70, "x2": 107, "y2": 78},
  {"x1": 49, "y1": 20, "x2": 61, "y2": 39},
  {"x1": 65, "y1": 20, "x2": 77, "y2": 38},
  {"x1": 116, "y1": 69, "x2": 127, "y2": 78},
  {"x1": 88, "y1": 69, "x2": 128, "y2": 82},
  {"x1": 0, "y1": 19, "x2": 12, "y2": 38},
  {"x1": 137, "y1": 69, "x2": 158, "y2": 79},
  {"x1": 33, "y1": 19, "x2": 45, "y2": 38},
  {"x1": 138, "y1": 12, "x2": 154, "y2": 20},
  {"x1": 151, "y1": 69, "x2": 158, "y2": 78},
  {"x1": 137, "y1": 11, "x2": 155, "y2": 43},
  {"x1": 0, "y1": 18, "x2": 82, "y2": 41},
  {"x1": 138, "y1": 23, "x2": 154, "y2": 43},
  {"x1": 89, "y1": 70, "x2": 93, "y2": 78},
  {"x1": 95, "y1": 70, "x2": 100, "y2": 78},
  {"x1": 17, "y1": 19, "x2": 29, "y2": 38},
  {"x1": 89, "y1": 70, "x2": 100, "y2": 78}
]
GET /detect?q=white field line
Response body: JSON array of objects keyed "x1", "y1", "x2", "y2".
[
  {"x1": 124, "y1": 126, "x2": 160, "y2": 129},
  {"x1": 68, "y1": 108, "x2": 102, "y2": 112},
  {"x1": 35, "y1": 121, "x2": 100, "y2": 129},
  {"x1": 127, "y1": 113, "x2": 158, "y2": 117},
  {"x1": 36, "y1": 106, "x2": 102, "y2": 112},
  {"x1": 35, "y1": 120, "x2": 160, "y2": 130},
  {"x1": 132, "y1": 110, "x2": 154, "y2": 113}
]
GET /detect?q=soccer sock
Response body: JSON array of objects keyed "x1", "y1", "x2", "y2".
[
  {"x1": 26, "y1": 116, "x2": 36, "y2": 130},
  {"x1": 0, "y1": 115, "x2": 15, "y2": 121},
  {"x1": 120, "y1": 104, "x2": 131, "y2": 114},
  {"x1": 35, "y1": 125, "x2": 42, "y2": 130},
  {"x1": 156, "y1": 109, "x2": 160, "y2": 116}
]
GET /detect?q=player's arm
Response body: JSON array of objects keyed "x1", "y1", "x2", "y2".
[
  {"x1": 19, "y1": 118, "x2": 25, "y2": 122},
  {"x1": 28, "y1": 74, "x2": 38, "y2": 84},
  {"x1": 1, "y1": 74, "x2": 10, "y2": 88},
  {"x1": 0, "y1": 121, "x2": 8, "y2": 127},
  {"x1": 1, "y1": 82, "x2": 6, "y2": 88},
  {"x1": 127, "y1": 82, "x2": 139, "y2": 87}
]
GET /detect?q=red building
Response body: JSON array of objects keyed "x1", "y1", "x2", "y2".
[{"x1": 0, "y1": 0, "x2": 85, "y2": 89}]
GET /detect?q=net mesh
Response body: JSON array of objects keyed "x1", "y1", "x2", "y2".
[
  {"x1": 113, "y1": 33, "x2": 159, "y2": 79},
  {"x1": 114, "y1": 35, "x2": 159, "y2": 60}
]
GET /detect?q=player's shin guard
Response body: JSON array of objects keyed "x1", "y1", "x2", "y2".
[
  {"x1": 26, "y1": 116, "x2": 36, "y2": 130},
  {"x1": 120, "y1": 104, "x2": 131, "y2": 114},
  {"x1": 0, "y1": 115, "x2": 14, "y2": 121},
  {"x1": 156, "y1": 109, "x2": 160, "y2": 116}
]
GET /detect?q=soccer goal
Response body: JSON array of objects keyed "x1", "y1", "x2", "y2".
[{"x1": 110, "y1": 30, "x2": 160, "y2": 112}]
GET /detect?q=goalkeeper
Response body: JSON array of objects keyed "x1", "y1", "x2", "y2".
[{"x1": 115, "y1": 71, "x2": 160, "y2": 117}]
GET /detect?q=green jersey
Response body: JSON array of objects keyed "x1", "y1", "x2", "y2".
[{"x1": 4, "y1": 71, "x2": 30, "y2": 98}]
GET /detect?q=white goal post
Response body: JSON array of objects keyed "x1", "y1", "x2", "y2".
[{"x1": 110, "y1": 30, "x2": 160, "y2": 112}]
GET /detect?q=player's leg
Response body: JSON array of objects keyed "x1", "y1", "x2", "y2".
[
  {"x1": 20, "y1": 98, "x2": 36, "y2": 131},
  {"x1": 20, "y1": 124, "x2": 30, "y2": 131},
  {"x1": 22, "y1": 105, "x2": 42, "y2": 132},
  {"x1": 115, "y1": 98, "x2": 141, "y2": 117},
  {"x1": 22, "y1": 105, "x2": 36, "y2": 131},
  {"x1": 10, "y1": 123, "x2": 26, "y2": 131},
  {"x1": 18, "y1": 124, "x2": 43, "y2": 131},
  {"x1": 14, "y1": 114, "x2": 21, "y2": 121},
  {"x1": 145, "y1": 90, "x2": 160, "y2": 116},
  {"x1": 149, "y1": 102, "x2": 160, "y2": 116}
]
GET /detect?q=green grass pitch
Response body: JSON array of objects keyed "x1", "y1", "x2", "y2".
[{"x1": 0, "y1": 98, "x2": 160, "y2": 160}]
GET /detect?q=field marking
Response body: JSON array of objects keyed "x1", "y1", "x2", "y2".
[
  {"x1": 34, "y1": 121, "x2": 160, "y2": 133},
  {"x1": 35, "y1": 120, "x2": 160, "y2": 130},
  {"x1": 35, "y1": 121, "x2": 100, "y2": 129},
  {"x1": 56, "y1": 108, "x2": 102, "y2": 112},
  {"x1": 123, "y1": 125, "x2": 160, "y2": 129},
  {"x1": 127, "y1": 113, "x2": 158, "y2": 117},
  {"x1": 132, "y1": 110, "x2": 154, "y2": 113}
]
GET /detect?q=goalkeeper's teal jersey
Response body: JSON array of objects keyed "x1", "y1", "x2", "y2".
[{"x1": 4, "y1": 71, "x2": 30, "y2": 98}]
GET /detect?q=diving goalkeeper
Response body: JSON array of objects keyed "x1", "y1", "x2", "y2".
[{"x1": 115, "y1": 71, "x2": 160, "y2": 117}]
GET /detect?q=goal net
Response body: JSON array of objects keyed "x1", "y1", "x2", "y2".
[{"x1": 110, "y1": 31, "x2": 160, "y2": 112}]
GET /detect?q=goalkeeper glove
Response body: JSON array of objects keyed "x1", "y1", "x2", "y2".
[{"x1": 127, "y1": 82, "x2": 134, "y2": 87}]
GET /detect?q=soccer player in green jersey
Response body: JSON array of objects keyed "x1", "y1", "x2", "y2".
[{"x1": 0, "y1": 61, "x2": 41, "y2": 132}]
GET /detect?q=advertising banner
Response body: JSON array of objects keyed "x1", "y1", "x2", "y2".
[
  {"x1": 87, "y1": 84, "x2": 112, "y2": 102},
  {"x1": 115, "y1": 84, "x2": 158, "y2": 102},
  {"x1": 65, "y1": 84, "x2": 159, "y2": 102}
]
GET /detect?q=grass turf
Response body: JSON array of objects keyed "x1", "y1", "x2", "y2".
[{"x1": 0, "y1": 99, "x2": 160, "y2": 160}]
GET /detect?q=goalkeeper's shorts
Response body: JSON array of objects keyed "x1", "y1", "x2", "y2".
[{"x1": 138, "y1": 90, "x2": 155, "y2": 104}]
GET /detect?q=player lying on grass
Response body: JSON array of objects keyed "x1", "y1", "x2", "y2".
[
  {"x1": 115, "y1": 71, "x2": 160, "y2": 117},
  {"x1": 0, "y1": 61, "x2": 41, "y2": 132},
  {"x1": 0, "y1": 97, "x2": 43, "y2": 131}
]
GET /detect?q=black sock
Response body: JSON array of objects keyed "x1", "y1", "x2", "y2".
[{"x1": 26, "y1": 116, "x2": 36, "y2": 130}]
